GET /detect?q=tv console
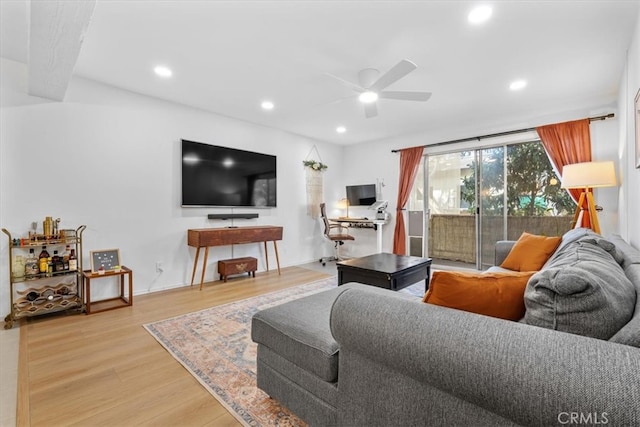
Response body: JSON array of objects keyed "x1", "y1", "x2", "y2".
[
  {"x1": 187, "y1": 226, "x2": 283, "y2": 290},
  {"x1": 207, "y1": 213, "x2": 259, "y2": 220}
]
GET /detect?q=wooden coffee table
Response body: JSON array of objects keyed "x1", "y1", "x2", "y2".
[{"x1": 337, "y1": 253, "x2": 432, "y2": 293}]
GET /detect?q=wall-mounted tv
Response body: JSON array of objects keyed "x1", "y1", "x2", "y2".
[
  {"x1": 346, "y1": 184, "x2": 376, "y2": 206},
  {"x1": 181, "y1": 140, "x2": 277, "y2": 207}
]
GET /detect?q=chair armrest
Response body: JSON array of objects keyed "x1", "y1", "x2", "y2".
[
  {"x1": 330, "y1": 288, "x2": 640, "y2": 426},
  {"x1": 329, "y1": 224, "x2": 349, "y2": 233},
  {"x1": 494, "y1": 240, "x2": 516, "y2": 266}
]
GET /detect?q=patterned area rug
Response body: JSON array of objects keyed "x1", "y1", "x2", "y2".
[{"x1": 143, "y1": 277, "x2": 425, "y2": 426}]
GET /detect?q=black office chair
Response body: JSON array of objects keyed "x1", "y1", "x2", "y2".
[{"x1": 319, "y1": 202, "x2": 355, "y2": 266}]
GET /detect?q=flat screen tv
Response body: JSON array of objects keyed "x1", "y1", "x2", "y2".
[
  {"x1": 346, "y1": 184, "x2": 376, "y2": 206},
  {"x1": 181, "y1": 140, "x2": 277, "y2": 207}
]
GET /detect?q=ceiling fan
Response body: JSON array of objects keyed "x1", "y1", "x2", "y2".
[{"x1": 326, "y1": 59, "x2": 432, "y2": 118}]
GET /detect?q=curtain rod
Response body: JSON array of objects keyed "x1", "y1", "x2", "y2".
[{"x1": 390, "y1": 113, "x2": 615, "y2": 153}]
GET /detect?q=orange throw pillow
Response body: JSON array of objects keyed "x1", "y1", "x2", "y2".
[
  {"x1": 500, "y1": 232, "x2": 561, "y2": 272},
  {"x1": 423, "y1": 271, "x2": 535, "y2": 320}
]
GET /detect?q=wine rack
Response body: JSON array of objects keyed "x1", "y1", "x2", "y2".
[{"x1": 3, "y1": 225, "x2": 86, "y2": 329}]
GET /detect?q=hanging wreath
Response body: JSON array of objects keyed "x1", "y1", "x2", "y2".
[{"x1": 302, "y1": 160, "x2": 328, "y2": 171}]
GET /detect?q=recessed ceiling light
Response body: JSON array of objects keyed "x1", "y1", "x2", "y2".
[
  {"x1": 154, "y1": 65, "x2": 172, "y2": 78},
  {"x1": 358, "y1": 91, "x2": 378, "y2": 104},
  {"x1": 336, "y1": 126, "x2": 347, "y2": 134},
  {"x1": 509, "y1": 79, "x2": 528, "y2": 91},
  {"x1": 468, "y1": 5, "x2": 492, "y2": 24},
  {"x1": 261, "y1": 100, "x2": 275, "y2": 110}
]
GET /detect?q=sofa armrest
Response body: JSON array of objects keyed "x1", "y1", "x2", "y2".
[
  {"x1": 330, "y1": 288, "x2": 640, "y2": 426},
  {"x1": 495, "y1": 240, "x2": 516, "y2": 266}
]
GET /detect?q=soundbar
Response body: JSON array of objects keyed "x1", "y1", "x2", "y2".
[{"x1": 208, "y1": 213, "x2": 259, "y2": 220}]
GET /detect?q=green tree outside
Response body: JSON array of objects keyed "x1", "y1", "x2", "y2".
[{"x1": 460, "y1": 142, "x2": 574, "y2": 216}]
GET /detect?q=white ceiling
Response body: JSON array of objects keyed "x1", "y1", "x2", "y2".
[{"x1": 1, "y1": 0, "x2": 638, "y2": 145}]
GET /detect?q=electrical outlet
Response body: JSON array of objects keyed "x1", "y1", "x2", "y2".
[{"x1": 155, "y1": 261, "x2": 164, "y2": 273}]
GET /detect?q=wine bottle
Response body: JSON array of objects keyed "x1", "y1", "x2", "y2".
[
  {"x1": 62, "y1": 245, "x2": 71, "y2": 271},
  {"x1": 69, "y1": 249, "x2": 78, "y2": 271}
]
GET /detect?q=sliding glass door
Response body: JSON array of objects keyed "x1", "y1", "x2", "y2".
[
  {"x1": 409, "y1": 140, "x2": 572, "y2": 269},
  {"x1": 477, "y1": 147, "x2": 506, "y2": 269}
]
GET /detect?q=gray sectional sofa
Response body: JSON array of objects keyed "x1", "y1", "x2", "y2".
[{"x1": 251, "y1": 229, "x2": 640, "y2": 426}]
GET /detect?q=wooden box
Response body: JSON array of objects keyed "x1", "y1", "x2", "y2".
[{"x1": 218, "y1": 257, "x2": 257, "y2": 282}]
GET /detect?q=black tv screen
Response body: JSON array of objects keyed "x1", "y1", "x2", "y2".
[
  {"x1": 181, "y1": 140, "x2": 277, "y2": 207},
  {"x1": 346, "y1": 184, "x2": 376, "y2": 206}
]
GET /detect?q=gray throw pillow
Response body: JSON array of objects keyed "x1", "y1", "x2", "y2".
[{"x1": 524, "y1": 237, "x2": 636, "y2": 340}]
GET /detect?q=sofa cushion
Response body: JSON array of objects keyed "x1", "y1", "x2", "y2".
[
  {"x1": 500, "y1": 232, "x2": 561, "y2": 271},
  {"x1": 541, "y1": 227, "x2": 600, "y2": 269},
  {"x1": 606, "y1": 235, "x2": 640, "y2": 348},
  {"x1": 523, "y1": 237, "x2": 636, "y2": 340},
  {"x1": 423, "y1": 271, "x2": 535, "y2": 320}
]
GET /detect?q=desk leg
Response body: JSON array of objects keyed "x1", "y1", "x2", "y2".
[
  {"x1": 85, "y1": 276, "x2": 91, "y2": 314},
  {"x1": 127, "y1": 270, "x2": 133, "y2": 306},
  {"x1": 273, "y1": 241, "x2": 281, "y2": 275},
  {"x1": 376, "y1": 224, "x2": 383, "y2": 253},
  {"x1": 190, "y1": 247, "x2": 201, "y2": 286},
  {"x1": 199, "y1": 247, "x2": 209, "y2": 291},
  {"x1": 264, "y1": 241, "x2": 269, "y2": 271}
]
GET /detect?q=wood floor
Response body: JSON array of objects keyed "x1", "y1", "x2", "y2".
[{"x1": 16, "y1": 266, "x2": 331, "y2": 427}]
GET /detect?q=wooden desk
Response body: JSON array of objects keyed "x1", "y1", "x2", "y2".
[
  {"x1": 188, "y1": 226, "x2": 283, "y2": 290},
  {"x1": 83, "y1": 266, "x2": 133, "y2": 314}
]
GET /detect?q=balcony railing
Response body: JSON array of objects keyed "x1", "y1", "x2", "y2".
[{"x1": 427, "y1": 214, "x2": 573, "y2": 264}]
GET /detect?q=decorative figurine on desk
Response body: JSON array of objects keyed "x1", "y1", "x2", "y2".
[{"x1": 98, "y1": 265, "x2": 105, "y2": 275}]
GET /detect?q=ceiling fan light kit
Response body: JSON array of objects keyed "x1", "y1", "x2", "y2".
[
  {"x1": 358, "y1": 91, "x2": 378, "y2": 104},
  {"x1": 328, "y1": 59, "x2": 432, "y2": 118}
]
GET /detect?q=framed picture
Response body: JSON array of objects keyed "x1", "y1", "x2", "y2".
[
  {"x1": 90, "y1": 249, "x2": 121, "y2": 273},
  {"x1": 636, "y1": 88, "x2": 640, "y2": 168}
]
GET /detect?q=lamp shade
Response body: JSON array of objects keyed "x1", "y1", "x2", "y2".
[{"x1": 561, "y1": 161, "x2": 617, "y2": 189}]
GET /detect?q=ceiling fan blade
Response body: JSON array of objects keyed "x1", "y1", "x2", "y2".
[
  {"x1": 379, "y1": 91, "x2": 432, "y2": 102},
  {"x1": 311, "y1": 94, "x2": 357, "y2": 109},
  {"x1": 324, "y1": 72, "x2": 366, "y2": 93},
  {"x1": 369, "y1": 59, "x2": 417, "y2": 92},
  {"x1": 364, "y1": 102, "x2": 378, "y2": 118}
]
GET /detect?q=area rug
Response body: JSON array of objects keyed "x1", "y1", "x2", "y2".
[{"x1": 143, "y1": 277, "x2": 425, "y2": 426}]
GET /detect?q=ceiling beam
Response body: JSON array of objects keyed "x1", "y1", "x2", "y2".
[{"x1": 28, "y1": 0, "x2": 96, "y2": 101}]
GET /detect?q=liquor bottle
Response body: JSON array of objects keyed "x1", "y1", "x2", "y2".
[
  {"x1": 62, "y1": 245, "x2": 71, "y2": 271},
  {"x1": 39, "y1": 246, "x2": 50, "y2": 273},
  {"x1": 25, "y1": 249, "x2": 39, "y2": 279},
  {"x1": 69, "y1": 249, "x2": 78, "y2": 271},
  {"x1": 46, "y1": 256, "x2": 53, "y2": 277},
  {"x1": 52, "y1": 250, "x2": 64, "y2": 273},
  {"x1": 12, "y1": 255, "x2": 25, "y2": 279}
]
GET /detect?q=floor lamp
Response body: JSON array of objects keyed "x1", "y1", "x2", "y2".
[{"x1": 561, "y1": 161, "x2": 617, "y2": 234}]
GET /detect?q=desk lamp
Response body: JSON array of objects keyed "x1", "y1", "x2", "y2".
[
  {"x1": 561, "y1": 161, "x2": 617, "y2": 234},
  {"x1": 338, "y1": 198, "x2": 350, "y2": 219}
]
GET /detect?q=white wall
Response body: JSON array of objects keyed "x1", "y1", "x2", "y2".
[
  {"x1": 0, "y1": 58, "x2": 344, "y2": 313},
  {"x1": 617, "y1": 5, "x2": 640, "y2": 248}
]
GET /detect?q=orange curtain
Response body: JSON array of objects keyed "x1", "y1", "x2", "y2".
[
  {"x1": 536, "y1": 118, "x2": 592, "y2": 225},
  {"x1": 393, "y1": 146, "x2": 424, "y2": 255}
]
